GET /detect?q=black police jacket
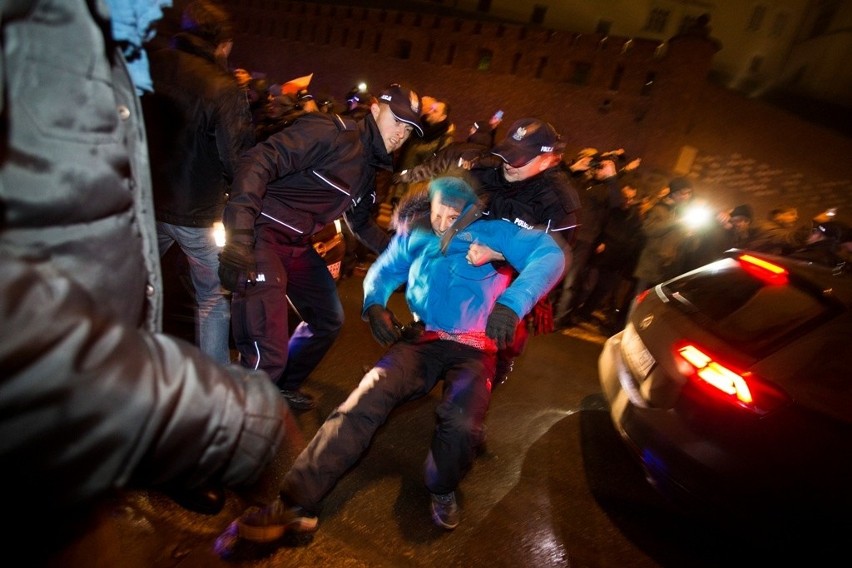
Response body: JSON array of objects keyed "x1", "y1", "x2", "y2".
[{"x1": 224, "y1": 112, "x2": 392, "y2": 253}]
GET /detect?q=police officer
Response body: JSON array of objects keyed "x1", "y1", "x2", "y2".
[
  {"x1": 467, "y1": 118, "x2": 581, "y2": 384},
  {"x1": 219, "y1": 84, "x2": 424, "y2": 409}
]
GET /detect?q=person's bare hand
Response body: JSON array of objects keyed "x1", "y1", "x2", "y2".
[
  {"x1": 623, "y1": 158, "x2": 641, "y2": 171},
  {"x1": 716, "y1": 211, "x2": 732, "y2": 228},
  {"x1": 467, "y1": 243, "x2": 503, "y2": 266},
  {"x1": 570, "y1": 156, "x2": 593, "y2": 172},
  {"x1": 598, "y1": 159, "x2": 617, "y2": 178},
  {"x1": 813, "y1": 211, "x2": 833, "y2": 224}
]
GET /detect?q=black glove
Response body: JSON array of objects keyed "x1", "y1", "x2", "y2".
[
  {"x1": 218, "y1": 242, "x2": 257, "y2": 292},
  {"x1": 366, "y1": 304, "x2": 402, "y2": 347},
  {"x1": 486, "y1": 303, "x2": 519, "y2": 350}
]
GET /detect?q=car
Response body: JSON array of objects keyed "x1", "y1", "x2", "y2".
[{"x1": 598, "y1": 249, "x2": 852, "y2": 519}]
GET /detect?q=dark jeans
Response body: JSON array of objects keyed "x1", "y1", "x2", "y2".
[
  {"x1": 575, "y1": 266, "x2": 619, "y2": 319},
  {"x1": 230, "y1": 241, "x2": 343, "y2": 390},
  {"x1": 281, "y1": 338, "x2": 496, "y2": 510}
]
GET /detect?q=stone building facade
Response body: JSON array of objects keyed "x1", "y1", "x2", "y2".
[
  {"x1": 196, "y1": 0, "x2": 852, "y2": 224},
  {"x1": 223, "y1": 0, "x2": 719, "y2": 170}
]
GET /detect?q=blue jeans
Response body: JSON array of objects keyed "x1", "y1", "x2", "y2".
[{"x1": 157, "y1": 222, "x2": 231, "y2": 365}]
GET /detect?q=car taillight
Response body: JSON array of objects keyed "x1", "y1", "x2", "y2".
[
  {"x1": 634, "y1": 288, "x2": 651, "y2": 306},
  {"x1": 675, "y1": 343, "x2": 790, "y2": 415},
  {"x1": 737, "y1": 254, "x2": 788, "y2": 285}
]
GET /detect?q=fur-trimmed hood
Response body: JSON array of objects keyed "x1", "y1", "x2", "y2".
[{"x1": 391, "y1": 170, "x2": 482, "y2": 235}]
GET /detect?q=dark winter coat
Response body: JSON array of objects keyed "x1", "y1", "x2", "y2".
[
  {"x1": 593, "y1": 203, "x2": 645, "y2": 272},
  {"x1": 633, "y1": 199, "x2": 697, "y2": 283},
  {"x1": 145, "y1": 31, "x2": 255, "y2": 226},
  {"x1": 748, "y1": 219, "x2": 810, "y2": 256},
  {"x1": 575, "y1": 174, "x2": 623, "y2": 244},
  {"x1": 0, "y1": 0, "x2": 286, "y2": 529}
]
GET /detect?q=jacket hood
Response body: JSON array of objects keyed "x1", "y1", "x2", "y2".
[
  {"x1": 392, "y1": 173, "x2": 482, "y2": 234},
  {"x1": 171, "y1": 31, "x2": 218, "y2": 64}
]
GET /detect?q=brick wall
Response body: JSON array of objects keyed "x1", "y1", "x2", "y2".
[
  {"x1": 213, "y1": 0, "x2": 852, "y2": 225},
  {"x1": 686, "y1": 84, "x2": 852, "y2": 224}
]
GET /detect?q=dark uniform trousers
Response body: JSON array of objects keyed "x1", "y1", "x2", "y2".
[{"x1": 230, "y1": 239, "x2": 344, "y2": 390}]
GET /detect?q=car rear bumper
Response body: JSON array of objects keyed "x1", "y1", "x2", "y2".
[{"x1": 598, "y1": 332, "x2": 752, "y2": 509}]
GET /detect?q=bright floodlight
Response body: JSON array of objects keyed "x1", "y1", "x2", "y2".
[{"x1": 681, "y1": 204, "x2": 713, "y2": 230}]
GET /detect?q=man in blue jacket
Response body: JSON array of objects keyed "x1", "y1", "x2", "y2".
[{"x1": 216, "y1": 174, "x2": 564, "y2": 552}]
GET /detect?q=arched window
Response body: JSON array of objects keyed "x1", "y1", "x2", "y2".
[
  {"x1": 535, "y1": 56, "x2": 548, "y2": 79},
  {"x1": 477, "y1": 48, "x2": 493, "y2": 71},
  {"x1": 569, "y1": 61, "x2": 592, "y2": 85},
  {"x1": 445, "y1": 44, "x2": 457, "y2": 65},
  {"x1": 610, "y1": 64, "x2": 625, "y2": 91},
  {"x1": 426, "y1": 39, "x2": 435, "y2": 62},
  {"x1": 511, "y1": 52, "x2": 522, "y2": 75},
  {"x1": 395, "y1": 39, "x2": 412, "y2": 60}
]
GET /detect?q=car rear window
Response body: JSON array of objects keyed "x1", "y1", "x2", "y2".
[{"x1": 661, "y1": 259, "x2": 827, "y2": 356}]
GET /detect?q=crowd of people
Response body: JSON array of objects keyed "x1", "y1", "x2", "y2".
[
  {"x1": 554, "y1": 165, "x2": 851, "y2": 336},
  {"x1": 2, "y1": 0, "x2": 850, "y2": 563}
]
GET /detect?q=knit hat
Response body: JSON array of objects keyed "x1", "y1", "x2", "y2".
[
  {"x1": 729, "y1": 204, "x2": 753, "y2": 220},
  {"x1": 668, "y1": 177, "x2": 693, "y2": 194}
]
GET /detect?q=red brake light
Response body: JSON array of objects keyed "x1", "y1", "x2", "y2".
[
  {"x1": 675, "y1": 343, "x2": 789, "y2": 415},
  {"x1": 737, "y1": 254, "x2": 788, "y2": 285}
]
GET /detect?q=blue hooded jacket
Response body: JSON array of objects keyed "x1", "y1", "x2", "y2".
[{"x1": 363, "y1": 177, "x2": 564, "y2": 334}]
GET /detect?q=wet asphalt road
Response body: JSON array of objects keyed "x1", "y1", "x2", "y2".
[{"x1": 50, "y1": 273, "x2": 845, "y2": 567}]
